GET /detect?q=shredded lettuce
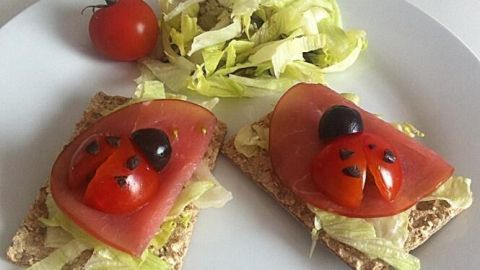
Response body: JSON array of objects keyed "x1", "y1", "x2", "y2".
[
  {"x1": 149, "y1": 220, "x2": 178, "y2": 249},
  {"x1": 83, "y1": 247, "x2": 170, "y2": 270},
  {"x1": 366, "y1": 211, "x2": 410, "y2": 248},
  {"x1": 44, "y1": 226, "x2": 74, "y2": 248},
  {"x1": 190, "y1": 160, "x2": 233, "y2": 209},
  {"x1": 138, "y1": 0, "x2": 366, "y2": 97},
  {"x1": 167, "y1": 161, "x2": 232, "y2": 217},
  {"x1": 188, "y1": 18, "x2": 242, "y2": 56},
  {"x1": 248, "y1": 35, "x2": 326, "y2": 78},
  {"x1": 234, "y1": 122, "x2": 269, "y2": 157},
  {"x1": 28, "y1": 239, "x2": 91, "y2": 270},
  {"x1": 138, "y1": 58, "x2": 193, "y2": 93},
  {"x1": 310, "y1": 207, "x2": 420, "y2": 270},
  {"x1": 308, "y1": 175, "x2": 473, "y2": 270},
  {"x1": 392, "y1": 122, "x2": 425, "y2": 138},
  {"x1": 340, "y1": 92, "x2": 360, "y2": 105},
  {"x1": 134, "y1": 81, "x2": 167, "y2": 100},
  {"x1": 422, "y1": 176, "x2": 473, "y2": 209},
  {"x1": 133, "y1": 76, "x2": 220, "y2": 111}
]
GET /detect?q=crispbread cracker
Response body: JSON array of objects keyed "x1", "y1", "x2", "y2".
[
  {"x1": 6, "y1": 92, "x2": 227, "y2": 270},
  {"x1": 222, "y1": 114, "x2": 464, "y2": 270}
]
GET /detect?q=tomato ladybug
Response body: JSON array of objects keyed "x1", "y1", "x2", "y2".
[
  {"x1": 69, "y1": 128, "x2": 172, "y2": 214},
  {"x1": 311, "y1": 105, "x2": 403, "y2": 208}
]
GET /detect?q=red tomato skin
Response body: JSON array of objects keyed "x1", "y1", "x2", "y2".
[
  {"x1": 89, "y1": 0, "x2": 158, "y2": 61},
  {"x1": 83, "y1": 138, "x2": 160, "y2": 214},
  {"x1": 312, "y1": 134, "x2": 367, "y2": 208},
  {"x1": 68, "y1": 135, "x2": 116, "y2": 189},
  {"x1": 362, "y1": 133, "x2": 402, "y2": 201}
]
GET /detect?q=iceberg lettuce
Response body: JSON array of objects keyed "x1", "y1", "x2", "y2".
[{"x1": 137, "y1": 0, "x2": 366, "y2": 97}]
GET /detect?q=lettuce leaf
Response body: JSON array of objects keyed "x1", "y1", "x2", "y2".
[
  {"x1": 27, "y1": 239, "x2": 91, "y2": 270},
  {"x1": 83, "y1": 247, "x2": 171, "y2": 270},
  {"x1": 392, "y1": 122, "x2": 425, "y2": 138},
  {"x1": 308, "y1": 175, "x2": 473, "y2": 270},
  {"x1": 143, "y1": 0, "x2": 366, "y2": 97},
  {"x1": 190, "y1": 160, "x2": 233, "y2": 209},
  {"x1": 134, "y1": 81, "x2": 167, "y2": 100},
  {"x1": 234, "y1": 122, "x2": 269, "y2": 157},
  {"x1": 422, "y1": 176, "x2": 473, "y2": 209},
  {"x1": 310, "y1": 207, "x2": 420, "y2": 270},
  {"x1": 188, "y1": 18, "x2": 242, "y2": 56},
  {"x1": 138, "y1": 58, "x2": 193, "y2": 93},
  {"x1": 164, "y1": 0, "x2": 204, "y2": 21},
  {"x1": 248, "y1": 34, "x2": 326, "y2": 77},
  {"x1": 167, "y1": 161, "x2": 232, "y2": 217}
]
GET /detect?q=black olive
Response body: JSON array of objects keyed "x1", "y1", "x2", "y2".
[
  {"x1": 319, "y1": 105, "x2": 364, "y2": 141},
  {"x1": 131, "y1": 128, "x2": 172, "y2": 172},
  {"x1": 85, "y1": 140, "x2": 100, "y2": 155}
]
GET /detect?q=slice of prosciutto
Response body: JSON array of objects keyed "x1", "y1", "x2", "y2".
[
  {"x1": 51, "y1": 99, "x2": 217, "y2": 256},
  {"x1": 269, "y1": 83, "x2": 454, "y2": 217}
]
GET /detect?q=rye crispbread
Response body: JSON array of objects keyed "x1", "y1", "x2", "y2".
[
  {"x1": 222, "y1": 114, "x2": 464, "y2": 270},
  {"x1": 6, "y1": 92, "x2": 227, "y2": 270}
]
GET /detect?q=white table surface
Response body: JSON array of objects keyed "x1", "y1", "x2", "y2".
[{"x1": 1, "y1": 0, "x2": 480, "y2": 61}]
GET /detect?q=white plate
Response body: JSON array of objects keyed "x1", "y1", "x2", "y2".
[{"x1": 1, "y1": 0, "x2": 479, "y2": 269}]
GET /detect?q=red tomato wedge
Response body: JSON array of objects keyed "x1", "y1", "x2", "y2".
[
  {"x1": 269, "y1": 83, "x2": 454, "y2": 217},
  {"x1": 51, "y1": 100, "x2": 217, "y2": 256}
]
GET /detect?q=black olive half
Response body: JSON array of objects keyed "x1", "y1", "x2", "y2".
[
  {"x1": 131, "y1": 128, "x2": 172, "y2": 172},
  {"x1": 319, "y1": 105, "x2": 364, "y2": 141}
]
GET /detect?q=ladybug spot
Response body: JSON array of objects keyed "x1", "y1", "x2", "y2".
[
  {"x1": 342, "y1": 165, "x2": 362, "y2": 178},
  {"x1": 85, "y1": 140, "x2": 100, "y2": 155},
  {"x1": 368, "y1": 144, "x2": 376, "y2": 150},
  {"x1": 115, "y1": 176, "x2": 128, "y2": 187},
  {"x1": 126, "y1": 155, "x2": 140, "y2": 170},
  {"x1": 339, "y1": 148, "x2": 354, "y2": 160},
  {"x1": 106, "y1": 136, "x2": 121, "y2": 148},
  {"x1": 383, "y1": 149, "x2": 397, "y2": 163}
]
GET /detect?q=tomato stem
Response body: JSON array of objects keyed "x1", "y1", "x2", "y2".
[
  {"x1": 81, "y1": 0, "x2": 117, "y2": 15},
  {"x1": 81, "y1": 5, "x2": 107, "y2": 15}
]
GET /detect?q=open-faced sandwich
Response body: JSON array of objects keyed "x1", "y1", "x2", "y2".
[
  {"x1": 6, "y1": 89, "x2": 232, "y2": 270},
  {"x1": 223, "y1": 83, "x2": 473, "y2": 269}
]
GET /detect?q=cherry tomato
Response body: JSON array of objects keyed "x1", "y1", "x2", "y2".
[
  {"x1": 312, "y1": 132, "x2": 402, "y2": 208},
  {"x1": 83, "y1": 137, "x2": 160, "y2": 214},
  {"x1": 88, "y1": 0, "x2": 158, "y2": 61}
]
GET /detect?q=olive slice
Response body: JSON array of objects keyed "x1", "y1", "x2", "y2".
[
  {"x1": 131, "y1": 128, "x2": 172, "y2": 171},
  {"x1": 319, "y1": 105, "x2": 364, "y2": 141}
]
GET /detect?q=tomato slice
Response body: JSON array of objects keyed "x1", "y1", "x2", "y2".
[
  {"x1": 68, "y1": 135, "x2": 118, "y2": 189},
  {"x1": 51, "y1": 99, "x2": 217, "y2": 256},
  {"x1": 311, "y1": 134, "x2": 367, "y2": 208},
  {"x1": 83, "y1": 137, "x2": 160, "y2": 214},
  {"x1": 270, "y1": 83, "x2": 454, "y2": 217},
  {"x1": 362, "y1": 133, "x2": 402, "y2": 202}
]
